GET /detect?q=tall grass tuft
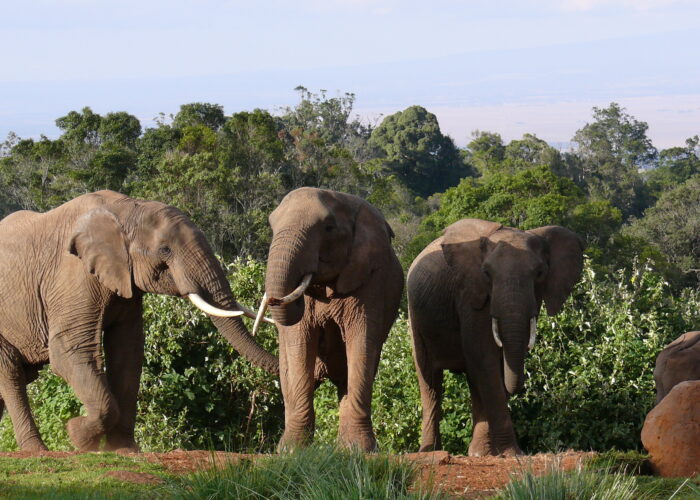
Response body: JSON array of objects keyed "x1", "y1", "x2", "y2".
[
  {"x1": 162, "y1": 445, "x2": 446, "y2": 499},
  {"x1": 495, "y1": 465, "x2": 640, "y2": 500}
]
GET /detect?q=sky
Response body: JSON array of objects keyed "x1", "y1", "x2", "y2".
[{"x1": 1, "y1": 0, "x2": 699, "y2": 148}]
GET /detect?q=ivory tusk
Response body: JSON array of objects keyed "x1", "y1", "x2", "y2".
[
  {"x1": 188, "y1": 293, "x2": 245, "y2": 317},
  {"x1": 251, "y1": 293, "x2": 270, "y2": 337},
  {"x1": 492, "y1": 318, "x2": 503, "y2": 348},
  {"x1": 269, "y1": 274, "x2": 313, "y2": 305},
  {"x1": 528, "y1": 317, "x2": 537, "y2": 350},
  {"x1": 235, "y1": 301, "x2": 275, "y2": 325}
]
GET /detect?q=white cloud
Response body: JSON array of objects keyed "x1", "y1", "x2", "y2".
[{"x1": 559, "y1": 0, "x2": 686, "y2": 11}]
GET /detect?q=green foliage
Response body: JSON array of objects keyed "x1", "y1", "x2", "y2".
[
  {"x1": 624, "y1": 175, "x2": 700, "y2": 283},
  {"x1": 645, "y1": 136, "x2": 700, "y2": 202},
  {"x1": 370, "y1": 105, "x2": 471, "y2": 198},
  {"x1": 511, "y1": 259, "x2": 700, "y2": 452},
  {"x1": 161, "y1": 445, "x2": 445, "y2": 500},
  {"x1": 572, "y1": 102, "x2": 656, "y2": 218},
  {"x1": 172, "y1": 102, "x2": 226, "y2": 131},
  {"x1": 136, "y1": 258, "x2": 283, "y2": 451}
]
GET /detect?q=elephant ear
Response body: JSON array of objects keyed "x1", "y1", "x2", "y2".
[
  {"x1": 440, "y1": 219, "x2": 502, "y2": 310},
  {"x1": 335, "y1": 204, "x2": 393, "y2": 295},
  {"x1": 527, "y1": 225, "x2": 584, "y2": 316},
  {"x1": 69, "y1": 208, "x2": 133, "y2": 299}
]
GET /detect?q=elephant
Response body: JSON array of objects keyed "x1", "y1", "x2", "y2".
[
  {"x1": 407, "y1": 218, "x2": 583, "y2": 456},
  {"x1": 654, "y1": 331, "x2": 700, "y2": 404},
  {"x1": 251, "y1": 187, "x2": 403, "y2": 451},
  {"x1": 0, "y1": 190, "x2": 277, "y2": 452}
]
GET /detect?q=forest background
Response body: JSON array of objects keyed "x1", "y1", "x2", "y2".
[{"x1": 0, "y1": 87, "x2": 698, "y2": 454}]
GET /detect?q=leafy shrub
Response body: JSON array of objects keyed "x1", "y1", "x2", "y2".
[{"x1": 511, "y1": 259, "x2": 700, "y2": 452}]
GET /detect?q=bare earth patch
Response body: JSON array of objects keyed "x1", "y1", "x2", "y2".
[{"x1": 0, "y1": 449, "x2": 594, "y2": 493}]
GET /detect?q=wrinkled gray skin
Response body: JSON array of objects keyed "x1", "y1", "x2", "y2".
[
  {"x1": 0, "y1": 191, "x2": 277, "y2": 452},
  {"x1": 265, "y1": 188, "x2": 403, "y2": 451},
  {"x1": 654, "y1": 331, "x2": 700, "y2": 404},
  {"x1": 408, "y1": 219, "x2": 583, "y2": 456}
]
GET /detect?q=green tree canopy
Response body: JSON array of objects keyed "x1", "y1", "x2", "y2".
[
  {"x1": 370, "y1": 105, "x2": 471, "y2": 198},
  {"x1": 571, "y1": 103, "x2": 657, "y2": 218}
]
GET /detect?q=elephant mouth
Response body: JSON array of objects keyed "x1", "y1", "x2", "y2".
[
  {"x1": 252, "y1": 273, "x2": 313, "y2": 336},
  {"x1": 491, "y1": 317, "x2": 538, "y2": 350}
]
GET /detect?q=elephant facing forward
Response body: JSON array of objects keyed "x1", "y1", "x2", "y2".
[
  {"x1": 253, "y1": 187, "x2": 403, "y2": 451},
  {"x1": 0, "y1": 191, "x2": 277, "y2": 451},
  {"x1": 408, "y1": 219, "x2": 583, "y2": 456}
]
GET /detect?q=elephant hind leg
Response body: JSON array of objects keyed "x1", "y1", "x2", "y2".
[
  {"x1": 0, "y1": 336, "x2": 47, "y2": 451},
  {"x1": 49, "y1": 333, "x2": 119, "y2": 452}
]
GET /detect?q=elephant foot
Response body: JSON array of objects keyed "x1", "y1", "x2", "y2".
[
  {"x1": 105, "y1": 431, "x2": 139, "y2": 452},
  {"x1": 418, "y1": 443, "x2": 439, "y2": 453},
  {"x1": 468, "y1": 439, "x2": 523, "y2": 457},
  {"x1": 19, "y1": 438, "x2": 48, "y2": 452},
  {"x1": 338, "y1": 426, "x2": 377, "y2": 452},
  {"x1": 67, "y1": 416, "x2": 103, "y2": 452},
  {"x1": 277, "y1": 430, "x2": 313, "y2": 453}
]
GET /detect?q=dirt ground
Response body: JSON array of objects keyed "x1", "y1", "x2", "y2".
[{"x1": 0, "y1": 449, "x2": 594, "y2": 497}]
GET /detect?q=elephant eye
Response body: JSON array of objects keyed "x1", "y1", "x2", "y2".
[
  {"x1": 158, "y1": 246, "x2": 172, "y2": 259},
  {"x1": 325, "y1": 225, "x2": 335, "y2": 233}
]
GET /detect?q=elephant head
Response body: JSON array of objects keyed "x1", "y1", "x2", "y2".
[
  {"x1": 441, "y1": 219, "x2": 583, "y2": 395},
  {"x1": 254, "y1": 187, "x2": 393, "y2": 330},
  {"x1": 68, "y1": 191, "x2": 278, "y2": 373}
]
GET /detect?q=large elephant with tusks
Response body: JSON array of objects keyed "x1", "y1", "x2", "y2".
[
  {"x1": 253, "y1": 187, "x2": 403, "y2": 451},
  {"x1": 0, "y1": 191, "x2": 277, "y2": 451}
]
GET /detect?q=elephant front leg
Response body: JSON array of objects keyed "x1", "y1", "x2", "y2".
[
  {"x1": 103, "y1": 308, "x2": 144, "y2": 452},
  {"x1": 338, "y1": 326, "x2": 382, "y2": 452},
  {"x1": 278, "y1": 324, "x2": 319, "y2": 451},
  {"x1": 49, "y1": 329, "x2": 119, "y2": 452},
  {"x1": 0, "y1": 336, "x2": 47, "y2": 451}
]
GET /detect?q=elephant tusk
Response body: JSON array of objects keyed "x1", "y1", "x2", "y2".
[
  {"x1": 492, "y1": 318, "x2": 503, "y2": 348},
  {"x1": 235, "y1": 300, "x2": 275, "y2": 325},
  {"x1": 251, "y1": 293, "x2": 270, "y2": 337},
  {"x1": 528, "y1": 317, "x2": 537, "y2": 350},
  {"x1": 268, "y1": 274, "x2": 313, "y2": 305},
  {"x1": 188, "y1": 293, "x2": 245, "y2": 318}
]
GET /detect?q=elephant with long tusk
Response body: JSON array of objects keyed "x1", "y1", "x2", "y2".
[
  {"x1": 257, "y1": 187, "x2": 404, "y2": 452},
  {"x1": 0, "y1": 190, "x2": 278, "y2": 452},
  {"x1": 408, "y1": 219, "x2": 583, "y2": 456}
]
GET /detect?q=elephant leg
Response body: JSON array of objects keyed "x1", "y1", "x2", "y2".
[
  {"x1": 278, "y1": 323, "x2": 320, "y2": 451},
  {"x1": 103, "y1": 307, "x2": 143, "y2": 452},
  {"x1": 461, "y1": 316, "x2": 521, "y2": 457},
  {"x1": 466, "y1": 381, "x2": 492, "y2": 456},
  {"x1": 338, "y1": 323, "x2": 382, "y2": 452},
  {"x1": 49, "y1": 329, "x2": 119, "y2": 452},
  {"x1": 412, "y1": 332, "x2": 443, "y2": 452},
  {"x1": 0, "y1": 336, "x2": 46, "y2": 451}
]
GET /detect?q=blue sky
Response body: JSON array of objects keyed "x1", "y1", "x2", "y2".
[{"x1": 2, "y1": 0, "x2": 699, "y2": 147}]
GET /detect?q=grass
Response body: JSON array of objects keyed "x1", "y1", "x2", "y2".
[
  {"x1": 493, "y1": 451, "x2": 700, "y2": 500},
  {"x1": 0, "y1": 452, "x2": 172, "y2": 499},
  {"x1": 0, "y1": 446, "x2": 444, "y2": 500},
  {"x1": 160, "y1": 445, "x2": 446, "y2": 500}
]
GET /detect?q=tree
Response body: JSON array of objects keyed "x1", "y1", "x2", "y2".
[
  {"x1": 98, "y1": 112, "x2": 142, "y2": 148},
  {"x1": 571, "y1": 103, "x2": 657, "y2": 218},
  {"x1": 370, "y1": 105, "x2": 471, "y2": 198},
  {"x1": 625, "y1": 175, "x2": 700, "y2": 283},
  {"x1": 172, "y1": 103, "x2": 226, "y2": 131},
  {"x1": 645, "y1": 136, "x2": 700, "y2": 202}
]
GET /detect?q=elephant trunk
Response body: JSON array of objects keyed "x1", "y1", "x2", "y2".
[
  {"x1": 265, "y1": 229, "x2": 318, "y2": 326},
  {"x1": 495, "y1": 315, "x2": 529, "y2": 396},
  {"x1": 182, "y1": 246, "x2": 279, "y2": 375}
]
